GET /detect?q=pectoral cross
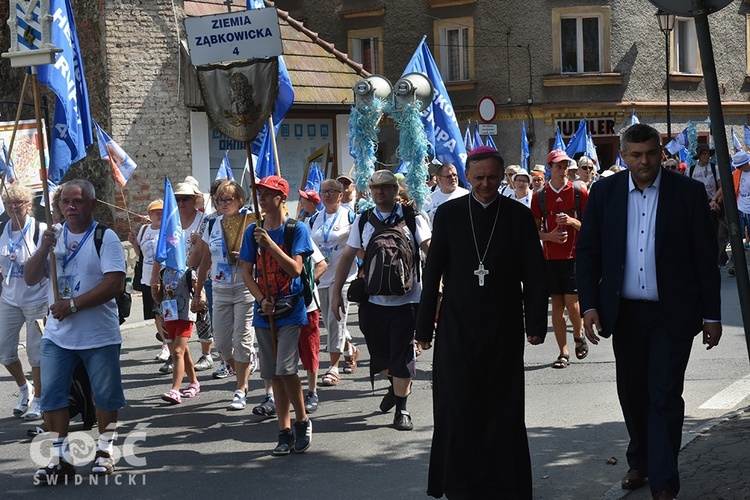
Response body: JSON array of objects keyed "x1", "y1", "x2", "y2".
[{"x1": 474, "y1": 263, "x2": 489, "y2": 286}]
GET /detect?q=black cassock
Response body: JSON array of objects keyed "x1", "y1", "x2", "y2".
[{"x1": 416, "y1": 194, "x2": 549, "y2": 500}]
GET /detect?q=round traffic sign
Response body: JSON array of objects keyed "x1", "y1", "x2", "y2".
[
  {"x1": 648, "y1": 0, "x2": 732, "y2": 17},
  {"x1": 477, "y1": 96, "x2": 496, "y2": 123}
]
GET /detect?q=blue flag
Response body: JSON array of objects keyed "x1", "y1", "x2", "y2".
[
  {"x1": 473, "y1": 122, "x2": 484, "y2": 149},
  {"x1": 678, "y1": 148, "x2": 688, "y2": 163},
  {"x1": 665, "y1": 126, "x2": 689, "y2": 155},
  {"x1": 251, "y1": 55, "x2": 295, "y2": 157},
  {"x1": 615, "y1": 151, "x2": 625, "y2": 167},
  {"x1": 0, "y1": 143, "x2": 15, "y2": 182},
  {"x1": 246, "y1": 0, "x2": 265, "y2": 7},
  {"x1": 732, "y1": 128, "x2": 743, "y2": 153},
  {"x1": 553, "y1": 127, "x2": 566, "y2": 151},
  {"x1": 485, "y1": 134, "x2": 497, "y2": 150},
  {"x1": 586, "y1": 133, "x2": 599, "y2": 168},
  {"x1": 255, "y1": 128, "x2": 276, "y2": 178},
  {"x1": 631, "y1": 109, "x2": 640, "y2": 126},
  {"x1": 395, "y1": 161, "x2": 409, "y2": 174},
  {"x1": 744, "y1": 125, "x2": 750, "y2": 149},
  {"x1": 39, "y1": 180, "x2": 60, "y2": 208},
  {"x1": 402, "y1": 36, "x2": 468, "y2": 185},
  {"x1": 520, "y1": 122, "x2": 530, "y2": 169},
  {"x1": 565, "y1": 119, "x2": 588, "y2": 157},
  {"x1": 155, "y1": 177, "x2": 186, "y2": 275},
  {"x1": 216, "y1": 151, "x2": 234, "y2": 180},
  {"x1": 464, "y1": 120, "x2": 473, "y2": 151},
  {"x1": 36, "y1": 0, "x2": 93, "y2": 184},
  {"x1": 94, "y1": 121, "x2": 137, "y2": 186}
]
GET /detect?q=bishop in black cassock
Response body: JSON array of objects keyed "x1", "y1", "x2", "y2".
[{"x1": 416, "y1": 148, "x2": 549, "y2": 500}]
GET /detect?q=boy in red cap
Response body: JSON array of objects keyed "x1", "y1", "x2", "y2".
[{"x1": 240, "y1": 175, "x2": 314, "y2": 455}]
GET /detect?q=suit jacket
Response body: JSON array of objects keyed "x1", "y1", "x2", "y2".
[{"x1": 576, "y1": 168, "x2": 721, "y2": 338}]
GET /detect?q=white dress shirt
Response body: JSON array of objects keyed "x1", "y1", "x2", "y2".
[{"x1": 622, "y1": 170, "x2": 661, "y2": 301}]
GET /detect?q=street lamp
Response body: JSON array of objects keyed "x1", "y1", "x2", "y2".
[{"x1": 657, "y1": 10, "x2": 676, "y2": 141}]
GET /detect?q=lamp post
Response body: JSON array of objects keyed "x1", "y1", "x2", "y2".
[{"x1": 657, "y1": 10, "x2": 676, "y2": 141}]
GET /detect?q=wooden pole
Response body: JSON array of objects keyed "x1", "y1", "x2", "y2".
[
  {"x1": 118, "y1": 185, "x2": 134, "y2": 234},
  {"x1": 268, "y1": 116, "x2": 281, "y2": 176},
  {"x1": 245, "y1": 141, "x2": 276, "y2": 351},
  {"x1": 31, "y1": 67, "x2": 59, "y2": 302}
]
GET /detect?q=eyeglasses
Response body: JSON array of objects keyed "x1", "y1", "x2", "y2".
[
  {"x1": 176, "y1": 196, "x2": 194, "y2": 203},
  {"x1": 217, "y1": 197, "x2": 236, "y2": 204},
  {"x1": 440, "y1": 173, "x2": 458, "y2": 179},
  {"x1": 9, "y1": 200, "x2": 28, "y2": 206},
  {"x1": 320, "y1": 189, "x2": 341, "y2": 196},
  {"x1": 514, "y1": 178, "x2": 530, "y2": 183}
]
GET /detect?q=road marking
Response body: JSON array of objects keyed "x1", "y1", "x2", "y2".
[{"x1": 699, "y1": 374, "x2": 750, "y2": 409}]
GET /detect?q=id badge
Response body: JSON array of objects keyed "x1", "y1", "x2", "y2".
[
  {"x1": 58, "y1": 275, "x2": 73, "y2": 300},
  {"x1": 162, "y1": 299, "x2": 178, "y2": 322},
  {"x1": 322, "y1": 246, "x2": 332, "y2": 264},
  {"x1": 215, "y1": 262, "x2": 232, "y2": 284}
]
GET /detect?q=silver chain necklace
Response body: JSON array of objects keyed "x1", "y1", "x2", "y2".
[{"x1": 468, "y1": 195, "x2": 501, "y2": 286}]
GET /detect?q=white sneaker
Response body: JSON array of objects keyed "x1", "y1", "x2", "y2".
[
  {"x1": 228, "y1": 390, "x2": 246, "y2": 411},
  {"x1": 155, "y1": 345, "x2": 170, "y2": 362},
  {"x1": 249, "y1": 351, "x2": 258, "y2": 375},
  {"x1": 24, "y1": 399, "x2": 43, "y2": 421},
  {"x1": 13, "y1": 383, "x2": 33, "y2": 417}
]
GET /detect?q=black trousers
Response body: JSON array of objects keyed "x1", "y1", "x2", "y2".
[{"x1": 612, "y1": 299, "x2": 694, "y2": 495}]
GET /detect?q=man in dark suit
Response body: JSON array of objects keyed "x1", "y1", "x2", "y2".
[{"x1": 576, "y1": 124, "x2": 722, "y2": 500}]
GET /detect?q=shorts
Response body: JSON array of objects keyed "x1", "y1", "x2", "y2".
[
  {"x1": 40, "y1": 339, "x2": 125, "y2": 412},
  {"x1": 358, "y1": 302, "x2": 416, "y2": 379},
  {"x1": 546, "y1": 258, "x2": 578, "y2": 296},
  {"x1": 164, "y1": 319, "x2": 194, "y2": 340},
  {"x1": 256, "y1": 324, "x2": 301, "y2": 380},
  {"x1": 0, "y1": 300, "x2": 46, "y2": 367},
  {"x1": 142, "y1": 286, "x2": 160, "y2": 320},
  {"x1": 299, "y1": 309, "x2": 320, "y2": 372}
]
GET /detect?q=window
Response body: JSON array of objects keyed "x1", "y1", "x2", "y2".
[
  {"x1": 348, "y1": 28, "x2": 383, "y2": 74},
  {"x1": 560, "y1": 15, "x2": 601, "y2": 73},
  {"x1": 434, "y1": 18, "x2": 474, "y2": 83},
  {"x1": 551, "y1": 7, "x2": 612, "y2": 75},
  {"x1": 674, "y1": 18, "x2": 700, "y2": 74}
]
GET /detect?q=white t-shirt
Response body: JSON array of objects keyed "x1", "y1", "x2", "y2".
[
  {"x1": 346, "y1": 204, "x2": 431, "y2": 306},
  {"x1": 137, "y1": 224, "x2": 160, "y2": 286},
  {"x1": 44, "y1": 222, "x2": 126, "y2": 349},
  {"x1": 738, "y1": 171, "x2": 750, "y2": 213},
  {"x1": 202, "y1": 214, "x2": 245, "y2": 289},
  {"x1": 510, "y1": 191, "x2": 533, "y2": 209},
  {"x1": 310, "y1": 207, "x2": 357, "y2": 289},
  {"x1": 183, "y1": 210, "x2": 204, "y2": 263},
  {"x1": 341, "y1": 200, "x2": 356, "y2": 213},
  {"x1": 0, "y1": 217, "x2": 48, "y2": 308},
  {"x1": 306, "y1": 242, "x2": 325, "y2": 313},
  {"x1": 691, "y1": 163, "x2": 720, "y2": 199},
  {"x1": 426, "y1": 186, "x2": 469, "y2": 228}
]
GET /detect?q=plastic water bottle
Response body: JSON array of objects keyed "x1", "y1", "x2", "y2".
[{"x1": 557, "y1": 212, "x2": 567, "y2": 236}]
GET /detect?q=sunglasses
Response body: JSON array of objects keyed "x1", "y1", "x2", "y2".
[
  {"x1": 217, "y1": 197, "x2": 236, "y2": 204},
  {"x1": 176, "y1": 196, "x2": 195, "y2": 203},
  {"x1": 579, "y1": 166, "x2": 593, "y2": 171}
]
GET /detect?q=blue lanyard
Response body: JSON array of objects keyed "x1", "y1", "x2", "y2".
[
  {"x1": 7, "y1": 219, "x2": 30, "y2": 255},
  {"x1": 374, "y1": 206, "x2": 397, "y2": 225},
  {"x1": 321, "y1": 209, "x2": 342, "y2": 244},
  {"x1": 62, "y1": 221, "x2": 97, "y2": 272}
]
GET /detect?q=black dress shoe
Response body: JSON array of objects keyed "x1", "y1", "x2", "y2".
[
  {"x1": 621, "y1": 468, "x2": 647, "y2": 490},
  {"x1": 652, "y1": 491, "x2": 677, "y2": 500},
  {"x1": 393, "y1": 411, "x2": 413, "y2": 431}
]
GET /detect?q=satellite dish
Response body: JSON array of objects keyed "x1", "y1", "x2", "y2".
[
  {"x1": 392, "y1": 72, "x2": 434, "y2": 112},
  {"x1": 353, "y1": 75, "x2": 392, "y2": 106},
  {"x1": 648, "y1": 0, "x2": 732, "y2": 17}
]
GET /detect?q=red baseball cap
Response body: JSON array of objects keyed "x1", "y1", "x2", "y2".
[
  {"x1": 546, "y1": 149, "x2": 572, "y2": 165},
  {"x1": 298, "y1": 189, "x2": 321, "y2": 205},
  {"x1": 256, "y1": 175, "x2": 290, "y2": 196}
]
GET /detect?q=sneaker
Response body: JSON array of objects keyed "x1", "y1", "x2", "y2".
[
  {"x1": 155, "y1": 345, "x2": 170, "y2": 362},
  {"x1": 13, "y1": 383, "x2": 33, "y2": 417},
  {"x1": 24, "y1": 399, "x2": 43, "y2": 421},
  {"x1": 228, "y1": 390, "x2": 246, "y2": 410},
  {"x1": 304, "y1": 391, "x2": 319, "y2": 413},
  {"x1": 91, "y1": 450, "x2": 115, "y2": 476},
  {"x1": 193, "y1": 354, "x2": 214, "y2": 372},
  {"x1": 272, "y1": 429, "x2": 294, "y2": 456},
  {"x1": 393, "y1": 410, "x2": 414, "y2": 431},
  {"x1": 212, "y1": 361, "x2": 234, "y2": 379},
  {"x1": 293, "y1": 418, "x2": 312, "y2": 453},
  {"x1": 249, "y1": 351, "x2": 259, "y2": 375},
  {"x1": 379, "y1": 385, "x2": 396, "y2": 413},
  {"x1": 252, "y1": 395, "x2": 276, "y2": 416},
  {"x1": 728, "y1": 267, "x2": 736, "y2": 277},
  {"x1": 159, "y1": 356, "x2": 173, "y2": 374},
  {"x1": 34, "y1": 459, "x2": 76, "y2": 485}
]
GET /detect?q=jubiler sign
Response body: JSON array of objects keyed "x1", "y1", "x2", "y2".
[{"x1": 184, "y1": 8, "x2": 282, "y2": 66}]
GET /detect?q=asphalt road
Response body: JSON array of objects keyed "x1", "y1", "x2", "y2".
[{"x1": 0, "y1": 268, "x2": 748, "y2": 499}]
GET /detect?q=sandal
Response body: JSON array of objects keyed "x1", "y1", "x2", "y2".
[
  {"x1": 574, "y1": 337, "x2": 589, "y2": 360},
  {"x1": 180, "y1": 382, "x2": 201, "y2": 398},
  {"x1": 552, "y1": 354, "x2": 570, "y2": 369},
  {"x1": 342, "y1": 347, "x2": 360, "y2": 375},
  {"x1": 161, "y1": 389, "x2": 182, "y2": 404},
  {"x1": 320, "y1": 369, "x2": 340, "y2": 386}
]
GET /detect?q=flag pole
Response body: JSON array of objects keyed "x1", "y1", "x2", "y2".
[
  {"x1": 245, "y1": 141, "x2": 277, "y2": 351},
  {"x1": 118, "y1": 185, "x2": 134, "y2": 233},
  {"x1": 268, "y1": 116, "x2": 281, "y2": 176},
  {"x1": 31, "y1": 66, "x2": 59, "y2": 302}
]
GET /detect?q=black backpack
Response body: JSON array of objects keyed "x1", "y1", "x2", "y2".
[
  {"x1": 93, "y1": 223, "x2": 131, "y2": 325},
  {"x1": 282, "y1": 218, "x2": 316, "y2": 308},
  {"x1": 358, "y1": 204, "x2": 419, "y2": 296}
]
